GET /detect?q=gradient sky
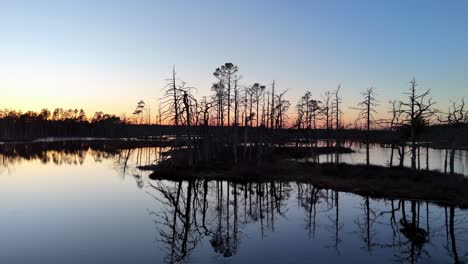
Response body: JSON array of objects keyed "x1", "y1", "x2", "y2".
[{"x1": 1, "y1": 0, "x2": 467, "y2": 122}]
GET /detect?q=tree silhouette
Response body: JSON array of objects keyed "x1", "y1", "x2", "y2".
[
  {"x1": 399, "y1": 78, "x2": 436, "y2": 170},
  {"x1": 352, "y1": 87, "x2": 378, "y2": 166},
  {"x1": 213, "y1": 63, "x2": 239, "y2": 126}
]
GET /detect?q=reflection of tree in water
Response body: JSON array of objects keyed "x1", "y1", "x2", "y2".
[
  {"x1": 210, "y1": 181, "x2": 292, "y2": 258},
  {"x1": 0, "y1": 141, "x2": 119, "y2": 166},
  {"x1": 0, "y1": 148, "x2": 119, "y2": 168},
  {"x1": 297, "y1": 183, "x2": 323, "y2": 239},
  {"x1": 113, "y1": 147, "x2": 165, "y2": 172},
  {"x1": 112, "y1": 147, "x2": 167, "y2": 188},
  {"x1": 324, "y1": 190, "x2": 343, "y2": 254},
  {"x1": 147, "y1": 180, "x2": 292, "y2": 263},
  {"x1": 295, "y1": 191, "x2": 468, "y2": 264},
  {"x1": 393, "y1": 200, "x2": 430, "y2": 263},
  {"x1": 147, "y1": 180, "x2": 203, "y2": 263},
  {"x1": 0, "y1": 145, "x2": 168, "y2": 188},
  {"x1": 444, "y1": 206, "x2": 468, "y2": 264},
  {"x1": 5, "y1": 141, "x2": 464, "y2": 264},
  {"x1": 297, "y1": 186, "x2": 343, "y2": 253},
  {"x1": 372, "y1": 200, "x2": 402, "y2": 250},
  {"x1": 360, "y1": 199, "x2": 468, "y2": 264},
  {"x1": 354, "y1": 196, "x2": 377, "y2": 252},
  {"x1": 210, "y1": 181, "x2": 238, "y2": 257},
  {"x1": 0, "y1": 143, "x2": 166, "y2": 174},
  {"x1": 0, "y1": 143, "x2": 168, "y2": 192},
  {"x1": 2, "y1": 143, "x2": 467, "y2": 264}
]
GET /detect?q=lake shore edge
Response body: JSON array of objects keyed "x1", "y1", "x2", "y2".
[{"x1": 141, "y1": 159, "x2": 468, "y2": 208}]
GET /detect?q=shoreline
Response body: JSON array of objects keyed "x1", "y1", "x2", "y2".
[
  {"x1": 142, "y1": 159, "x2": 468, "y2": 208},
  {"x1": 0, "y1": 136, "x2": 467, "y2": 150}
]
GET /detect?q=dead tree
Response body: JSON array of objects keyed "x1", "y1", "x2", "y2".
[
  {"x1": 181, "y1": 90, "x2": 197, "y2": 166},
  {"x1": 294, "y1": 96, "x2": 306, "y2": 149},
  {"x1": 232, "y1": 77, "x2": 243, "y2": 164},
  {"x1": 160, "y1": 66, "x2": 192, "y2": 127},
  {"x1": 332, "y1": 86, "x2": 343, "y2": 165},
  {"x1": 399, "y1": 78, "x2": 436, "y2": 170},
  {"x1": 321, "y1": 91, "x2": 333, "y2": 148},
  {"x1": 161, "y1": 66, "x2": 180, "y2": 125},
  {"x1": 269, "y1": 81, "x2": 276, "y2": 129},
  {"x1": 274, "y1": 90, "x2": 290, "y2": 130},
  {"x1": 352, "y1": 87, "x2": 378, "y2": 166},
  {"x1": 439, "y1": 99, "x2": 467, "y2": 174},
  {"x1": 387, "y1": 100, "x2": 402, "y2": 167}
]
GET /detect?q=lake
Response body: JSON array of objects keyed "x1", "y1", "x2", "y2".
[{"x1": 1, "y1": 144, "x2": 467, "y2": 263}]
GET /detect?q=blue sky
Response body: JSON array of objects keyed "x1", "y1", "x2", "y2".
[{"x1": 0, "y1": 0, "x2": 467, "y2": 120}]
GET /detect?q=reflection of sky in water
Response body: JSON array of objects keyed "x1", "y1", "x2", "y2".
[
  {"x1": 0, "y1": 147, "x2": 466, "y2": 263},
  {"x1": 316, "y1": 143, "x2": 468, "y2": 176}
]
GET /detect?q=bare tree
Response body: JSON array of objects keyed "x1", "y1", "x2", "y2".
[
  {"x1": 399, "y1": 78, "x2": 436, "y2": 170},
  {"x1": 274, "y1": 90, "x2": 290, "y2": 129},
  {"x1": 387, "y1": 100, "x2": 402, "y2": 167},
  {"x1": 333, "y1": 85, "x2": 343, "y2": 130},
  {"x1": 269, "y1": 81, "x2": 276, "y2": 129},
  {"x1": 332, "y1": 86, "x2": 343, "y2": 165},
  {"x1": 352, "y1": 87, "x2": 378, "y2": 166},
  {"x1": 160, "y1": 66, "x2": 191, "y2": 126},
  {"x1": 439, "y1": 99, "x2": 467, "y2": 174},
  {"x1": 317, "y1": 91, "x2": 334, "y2": 158},
  {"x1": 199, "y1": 96, "x2": 213, "y2": 126}
]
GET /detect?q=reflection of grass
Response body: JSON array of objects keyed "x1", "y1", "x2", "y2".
[{"x1": 144, "y1": 159, "x2": 468, "y2": 208}]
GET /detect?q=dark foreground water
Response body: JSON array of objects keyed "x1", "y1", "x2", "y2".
[{"x1": 1, "y1": 145, "x2": 467, "y2": 263}]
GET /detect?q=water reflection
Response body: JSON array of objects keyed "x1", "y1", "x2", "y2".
[
  {"x1": 2, "y1": 140, "x2": 467, "y2": 176},
  {"x1": 146, "y1": 180, "x2": 294, "y2": 262},
  {"x1": 1, "y1": 143, "x2": 468, "y2": 263},
  {"x1": 145, "y1": 178, "x2": 468, "y2": 263},
  {"x1": 309, "y1": 141, "x2": 468, "y2": 176}
]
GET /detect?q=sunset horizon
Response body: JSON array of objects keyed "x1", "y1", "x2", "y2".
[
  {"x1": 2, "y1": 1, "x2": 468, "y2": 264},
  {"x1": 2, "y1": 0, "x2": 467, "y2": 124}
]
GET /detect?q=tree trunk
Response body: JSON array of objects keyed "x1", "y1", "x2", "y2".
[
  {"x1": 449, "y1": 146, "x2": 456, "y2": 175},
  {"x1": 399, "y1": 144, "x2": 405, "y2": 168},
  {"x1": 389, "y1": 144, "x2": 394, "y2": 167},
  {"x1": 411, "y1": 126, "x2": 417, "y2": 170},
  {"x1": 425, "y1": 146, "x2": 429, "y2": 171}
]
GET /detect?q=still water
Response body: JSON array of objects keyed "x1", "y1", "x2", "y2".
[
  {"x1": 315, "y1": 142, "x2": 468, "y2": 176},
  {"x1": 0, "y1": 144, "x2": 467, "y2": 263}
]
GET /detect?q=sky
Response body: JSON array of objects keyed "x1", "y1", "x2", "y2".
[{"x1": 1, "y1": 0, "x2": 467, "y2": 122}]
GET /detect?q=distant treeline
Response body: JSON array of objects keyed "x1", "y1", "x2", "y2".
[
  {"x1": 0, "y1": 108, "x2": 122, "y2": 139},
  {"x1": 0, "y1": 107, "x2": 466, "y2": 147},
  {"x1": 0, "y1": 108, "x2": 398, "y2": 141}
]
